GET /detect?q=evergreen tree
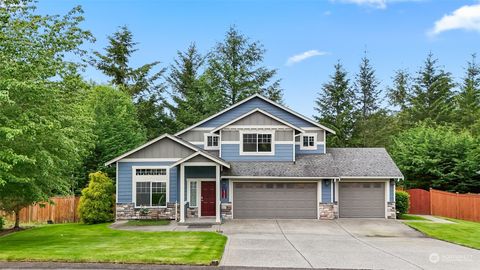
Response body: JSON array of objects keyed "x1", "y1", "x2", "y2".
[
  {"x1": 409, "y1": 53, "x2": 455, "y2": 124},
  {"x1": 167, "y1": 43, "x2": 216, "y2": 129},
  {"x1": 456, "y1": 54, "x2": 480, "y2": 130},
  {"x1": 387, "y1": 69, "x2": 411, "y2": 111},
  {"x1": 314, "y1": 62, "x2": 356, "y2": 147},
  {"x1": 90, "y1": 26, "x2": 165, "y2": 99},
  {"x1": 354, "y1": 52, "x2": 381, "y2": 119},
  {"x1": 207, "y1": 26, "x2": 283, "y2": 106},
  {"x1": 90, "y1": 26, "x2": 173, "y2": 139}
]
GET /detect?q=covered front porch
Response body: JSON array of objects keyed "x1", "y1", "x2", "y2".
[{"x1": 177, "y1": 156, "x2": 230, "y2": 224}]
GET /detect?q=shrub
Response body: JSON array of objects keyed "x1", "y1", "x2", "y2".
[
  {"x1": 395, "y1": 190, "x2": 410, "y2": 218},
  {"x1": 78, "y1": 172, "x2": 115, "y2": 224},
  {"x1": 0, "y1": 216, "x2": 4, "y2": 230}
]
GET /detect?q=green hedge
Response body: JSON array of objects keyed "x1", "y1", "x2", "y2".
[
  {"x1": 0, "y1": 216, "x2": 4, "y2": 230},
  {"x1": 395, "y1": 191, "x2": 410, "y2": 218}
]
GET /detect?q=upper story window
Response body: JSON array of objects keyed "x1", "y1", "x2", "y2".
[
  {"x1": 204, "y1": 134, "x2": 219, "y2": 150},
  {"x1": 300, "y1": 133, "x2": 317, "y2": 150},
  {"x1": 240, "y1": 131, "x2": 274, "y2": 155}
]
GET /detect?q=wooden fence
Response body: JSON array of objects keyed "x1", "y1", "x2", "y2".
[
  {"x1": 1, "y1": 196, "x2": 80, "y2": 224},
  {"x1": 408, "y1": 189, "x2": 480, "y2": 222},
  {"x1": 407, "y1": 189, "x2": 431, "y2": 215}
]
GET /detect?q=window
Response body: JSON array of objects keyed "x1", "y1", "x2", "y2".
[
  {"x1": 204, "y1": 134, "x2": 219, "y2": 150},
  {"x1": 300, "y1": 133, "x2": 317, "y2": 150},
  {"x1": 133, "y1": 166, "x2": 168, "y2": 208},
  {"x1": 189, "y1": 181, "x2": 198, "y2": 207},
  {"x1": 135, "y1": 168, "x2": 166, "y2": 176},
  {"x1": 241, "y1": 132, "x2": 274, "y2": 154},
  {"x1": 135, "y1": 182, "x2": 167, "y2": 207}
]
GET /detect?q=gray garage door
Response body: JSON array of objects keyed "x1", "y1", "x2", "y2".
[
  {"x1": 233, "y1": 182, "x2": 317, "y2": 219},
  {"x1": 339, "y1": 182, "x2": 385, "y2": 218}
]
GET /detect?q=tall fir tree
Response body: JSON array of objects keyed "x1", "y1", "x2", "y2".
[
  {"x1": 387, "y1": 69, "x2": 411, "y2": 111},
  {"x1": 90, "y1": 25, "x2": 174, "y2": 139},
  {"x1": 354, "y1": 52, "x2": 381, "y2": 119},
  {"x1": 352, "y1": 53, "x2": 382, "y2": 146},
  {"x1": 408, "y1": 53, "x2": 455, "y2": 124},
  {"x1": 167, "y1": 43, "x2": 219, "y2": 129},
  {"x1": 206, "y1": 26, "x2": 283, "y2": 106},
  {"x1": 314, "y1": 62, "x2": 356, "y2": 147},
  {"x1": 456, "y1": 54, "x2": 480, "y2": 130}
]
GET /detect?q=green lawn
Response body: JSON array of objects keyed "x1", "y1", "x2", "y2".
[
  {"x1": 406, "y1": 218, "x2": 480, "y2": 249},
  {"x1": 125, "y1": 220, "x2": 170, "y2": 226},
  {"x1": 0, "y1": 223, "x2": 226, "y2": 264},
  {"x1": 400, "y1": 214, "x2": 430, "y2": 221}
]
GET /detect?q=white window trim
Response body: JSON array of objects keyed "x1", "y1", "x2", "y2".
[
  {"x1": 132, "y1": 166, "x2": 169, "y2": 208},
  {"x1": 300, "y1": 133, "x2": 317, "y2": 150},
  {"x1": 204, "y1": 133, "x2": 220, "y2": 150},
  {"x1": 239, "y1": 130, "x2": 275, "y2": 156}
]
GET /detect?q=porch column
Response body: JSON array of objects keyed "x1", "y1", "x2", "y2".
[
  {"x1": 180, "y1": 164, "x2": 185, "y2": 223},
  {"x1": 215, "y1": 164, "x2": 221, "y2": 223}
]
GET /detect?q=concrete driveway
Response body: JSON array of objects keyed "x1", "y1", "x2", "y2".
[{"x1": 220, "y1": 219, "x2": 480, "y2": 270}]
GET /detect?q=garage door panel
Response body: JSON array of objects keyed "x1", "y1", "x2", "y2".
[
  {"x1": 339, "y1": 182, "x2": 385, "y2": 218},
  {"x1": 233, "y1": 182, "x2": 317, "y2": 219}
]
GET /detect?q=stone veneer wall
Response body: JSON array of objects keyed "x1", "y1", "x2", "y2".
[
  {"x1": 318, "y1": 203, "x2": 335, "y2": 220},
  {"x1": 186, "y1": 206, "x2": 198, "y2": 218},
  {"x1": 387, "y1": 202, "x2": 396, "y2": 219},
  {"x1": 221, "y1": 202, "x2": 233, "y2": 219},
  {"x1": 116, "y1": 203, "x2": 178, "y2": 220}
]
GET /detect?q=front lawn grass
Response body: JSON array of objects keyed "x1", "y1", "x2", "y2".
[
  {"x1": 125, "y1": 219, "x2": 170, "y2": 226},
  {"x1": 0, "y1": 223, "x2": 226, "y2": 265},
  {"x1": 406, "y1": 218, "x2": 480, "y2": 250},
  {"x1": 399, "y1": 214, "x2": 430, "y2": 221}
]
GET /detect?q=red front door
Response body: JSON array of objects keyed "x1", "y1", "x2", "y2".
[{"x1": 201, "y1": 181, "x2": 216, "y2": 216}]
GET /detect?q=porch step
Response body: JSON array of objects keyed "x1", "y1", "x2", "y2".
[{"x1": 179, "y1": 218, "x2": 220, "y2": 226}]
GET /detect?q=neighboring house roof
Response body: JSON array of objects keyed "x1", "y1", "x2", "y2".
[
  {"x1": 222, "y1": 148, "x2": 403, "y2": 179},
  {"x1": 175, "y1": 94, "x2": 336, "y2": 135},
  {"x1": 210, "y1": 108, "x2": 305, "y2": 133},
  {"x1": 104, "y1": 134, "x2": 230, "y2": 168}
]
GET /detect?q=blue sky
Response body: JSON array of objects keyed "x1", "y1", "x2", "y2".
[{"x1": 38, "y1": 0, "x2": 480, "y2": 117}]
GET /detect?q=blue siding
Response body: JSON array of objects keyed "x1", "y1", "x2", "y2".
[
  {"x1": 198, "y1": 97, "x2": 316, "y2": 128},
  {"x1": 117, "y1": 161, "x2": 175, "y2": 204},
  {"x1": 221, "y1": 144, "x2": 293, "y2": 161},
  {"x1": 221, "y1": 179, "x2": 229, "y2": 203},
  {"x1": 390, "y1": 180, "x2": 395, "y2": 202},
  {"x1": 295, "y1": 144, "x2": 325, "y2": 155},
  {"x1": 322, "y1": 179, "x2": 332, "y2": 203}
]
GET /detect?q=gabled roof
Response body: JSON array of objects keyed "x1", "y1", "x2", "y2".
[
  {"x1": 210, "y1": 108, "x2": 305, "y2": 133},
  {"x1": 104, "y1": 134, "x2": 230, "y2": 168},
  {"x1": 175, "y1": 94, "x2": 336, "y2": 135}
]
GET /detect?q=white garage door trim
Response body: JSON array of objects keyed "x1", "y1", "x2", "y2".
[
  {"x1": 338, "y1": 179, "x2": 389, "y2": 219},
  {"x1": 230, "y1": 180, "x2": 320, "y2": 219}
]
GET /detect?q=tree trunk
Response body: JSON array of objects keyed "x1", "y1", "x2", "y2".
[{"x1": 14, "y1": 207, "x2": 20, "y2": 229}]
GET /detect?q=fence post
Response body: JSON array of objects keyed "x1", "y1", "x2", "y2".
[{"x1": 429, "y1": 188, "x2": 433, "y2": 215}]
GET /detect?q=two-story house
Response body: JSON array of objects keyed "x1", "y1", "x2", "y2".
[{"x1": 106, "y1": 94, "x2": 403, "y2": 223}]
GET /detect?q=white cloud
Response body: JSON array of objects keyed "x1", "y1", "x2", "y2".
[
  {"x1": 286, "y1": 50, "x2": 329, "y2": 66},
  {"x1": 429, "y1": 3, "x2": 480, "y2": 36},
  {"x1": 333, "y1": 0, "x2": 421, "y2": 9}
]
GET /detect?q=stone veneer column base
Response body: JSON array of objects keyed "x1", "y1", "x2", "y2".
[
  {"x1": 221, "y1": 202, "x2": 233, "y2": 220},
  {"x1": 186, "y1": 207, "x2": 198, "y2": 218},
  {"x1": 318, "y1": 203, "x2": 335, "y2": 220},
  {"x1": 387, "y1": 202, "x2": 396, "y2": 219},
  {"x1": 116, "y1": 203, "x2": 178, "y2": 220}
]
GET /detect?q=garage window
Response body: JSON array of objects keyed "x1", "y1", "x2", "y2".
[{"x1": 240, "y1": 131, "x2": 274, "y2": 155}]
